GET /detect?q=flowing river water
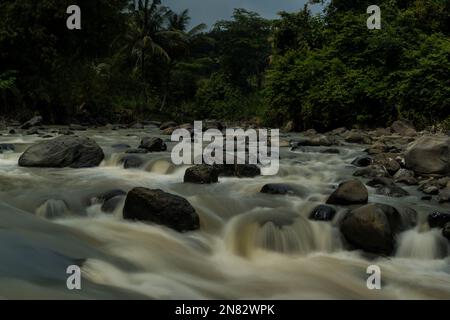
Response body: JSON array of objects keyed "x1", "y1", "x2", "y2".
[{"x1": 0, "y1": 125, "x2": 449, "y2": 299}]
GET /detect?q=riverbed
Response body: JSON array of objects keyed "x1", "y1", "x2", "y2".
[{"x1": 0, "y1": 125, "x2": 449, "y2": 299}]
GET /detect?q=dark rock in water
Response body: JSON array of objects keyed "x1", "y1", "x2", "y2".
[
  {"x1": 443, "y1": 223, "x2": 450, "y2": 241},
  {"x1": 427, "y1": 212, "x2": 450, "y2": 229},
  {"x1": 320, "y1": 148, "x2": 340, "y2": 154},
  {"x1": 260, "y1": 184, "x2": 296, "y2": 195},
  {"x1": 215, "y1": 163, "x2": 261, "y2": 178},
  {"x1": 40, "y1": 134, "x2": 53, "y2": 138},
  {"x1": 235, "y1": 164, "x2": 261, "y2": 177},
  {"x1": 326, "y1": 180, "x2": 368, "y2": 205},
  {"x1": 366, "y1": 177, "x2": 409, "y2": 198},
  {"x1": 340, "y1": 203, "x2": 403, "y2": 255},
  {"x1": 397, "y1": 206, "x2": 418, "y2": 230},
  {"x1": 351, "y1": 156, "x2": 373, "y2": 167},
  {"x1": 102, "y1": 196, "x2": 124, "y2": 213},
  {"x1": 121, "y1": 155, "x2": 144, "y2": 169},
  {"x1": 160, "y1": 121, "x2": 177, "y2": 130},
  {"x1": 20, "y1": 116, "x2": 43, "y2": 129},
  {"x1": 125, "y1": 148, "x2": 148, "y2": 154},
  {"x1": 405, "y1": 136, "x2": 450, "y2": 175},
  {"x1": 393, "y1": 169, "x2": 417, "y2": 185},
  {"x1": 9, "y1": 129, "x2": 16, "y2": 134},
  {"x1": 309, "y1": 205, "x2": 336, "y2": 221},
  {"x1": 139, "y1": 137, "x2": 167, "y2": 152},
  {"x1": 95, "y1": 189, "x2": 127, "y2": 203},
  {"x1": 184, "y1": 165, "x2": 218, "y2": 184},
  {"x1": 91, "y1": 189, "x2": 126, "y2": 213},
  {"x1": 18, "y1": 136, "x2": 104, "y2": 168},
  {"x1": 438, "y1": 187, "x2": 450, "y2": 203},
  {"x1": 112, "y1": 143, "x2": 131, "y2": 150},
  {"x1": 421, "y1": 195, "x2": 432, "y2": 201},
  {"x1": 0, "y1": 143, "x2": 15, "y2": 152},
  {"x1": 123, "y1": 187, "x2": 200, "y2": 232}
]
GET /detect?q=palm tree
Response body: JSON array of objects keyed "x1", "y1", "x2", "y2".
[
  {"x1": 158, "y1": 9, "x2": 208, "y2": 111},
  {"x1": 123, "y1": 0, "x2": 180, "y2": 80}
]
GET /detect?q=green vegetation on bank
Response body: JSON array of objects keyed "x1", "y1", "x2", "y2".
[{"x1": 0, "y1": 0, "x2": 449, "y2": 130}]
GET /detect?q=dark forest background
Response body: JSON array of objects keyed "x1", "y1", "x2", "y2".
[{"x1": 0, "y1": 0, "x2": 449, "y2": 131}]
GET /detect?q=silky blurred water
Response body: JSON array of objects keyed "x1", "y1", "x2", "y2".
[{"x1": 0, "y1": 126, "x2": 449, "y2": 299}]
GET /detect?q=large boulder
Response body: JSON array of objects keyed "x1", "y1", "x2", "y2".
[
  {"x1": 326, "y1": 180, "x2": 368, "y2": 205},
  {"x1": 405, "y1": 136, "x2": 450, "y2": 175},
  {"x1": 20, "y1": 116, "x2": 43, "y2": 129},
  {"x1": 390, "y1": 120, "x2": 416, "y2": 136},
  {"x1": 260, "y1": 183, "x2": 296, "y2": 195},
  {"x1": 340, "y1": 203, "x2": 403, "y2": 255},
  {"x1": 184, "y1": 165, "x2": 218, "y2": 184},
  {"x1": 18, "y1": 136, "x2": 104, "y2": 168},
  {"x1": 139, "y1": 137, "x2": 167, "y2": 152},
  {"x1": 427, "y1": 212, "x2": 450, "y2": 229},
  {"x1": 123, "y1": 188, "x2": 200, "y2": 232}
]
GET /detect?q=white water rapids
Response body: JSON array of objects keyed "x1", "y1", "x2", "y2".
[{"x1": 0, "y1": 126, "x2": 449, "y2": 299}]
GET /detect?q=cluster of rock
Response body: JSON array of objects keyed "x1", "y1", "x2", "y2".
[
  {"x1": 10, "y1": 116, "x2": 450, "y2": 249},
  {"x1": 289, "y1": 119, "x2": 449, "y2": 255},
  {"x1": 308, "y1": 179, "x2": 418, "y2": 255},
  {"x1": 292, "y1": 120, "x2": 449, "y2": 203},
  {"x1": 183, "y1": 163, "x2": 261, "y2": 184}
]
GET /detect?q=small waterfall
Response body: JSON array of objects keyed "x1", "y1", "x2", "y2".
[
  {"x1": 145, "y1": 159, "x2": 177, "y2": 174},
  {"x1": 224, "y1": 208, "x2": 342, "y2": 257},
  {"x1": 35, "y1": 199, "x2": 70, "y2": 219},
  {"x1": 396, "y1": 228, "x2": 449, "y2": 260},
  {"x1": 101, "y1": 153, "x2": 124, "y2": 167}
]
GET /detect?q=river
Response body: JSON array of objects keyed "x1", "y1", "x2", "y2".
[{"x1": 0, "y1": 125, "x2": 449, "y2": 299}]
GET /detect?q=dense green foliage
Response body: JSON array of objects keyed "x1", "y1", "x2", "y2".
[
  {"x1": 0, "y1": 0, "x2": 449, "y2": 129},
  {"x1": 265, "y1": 0, "x2": 450, "y2": 130}
]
